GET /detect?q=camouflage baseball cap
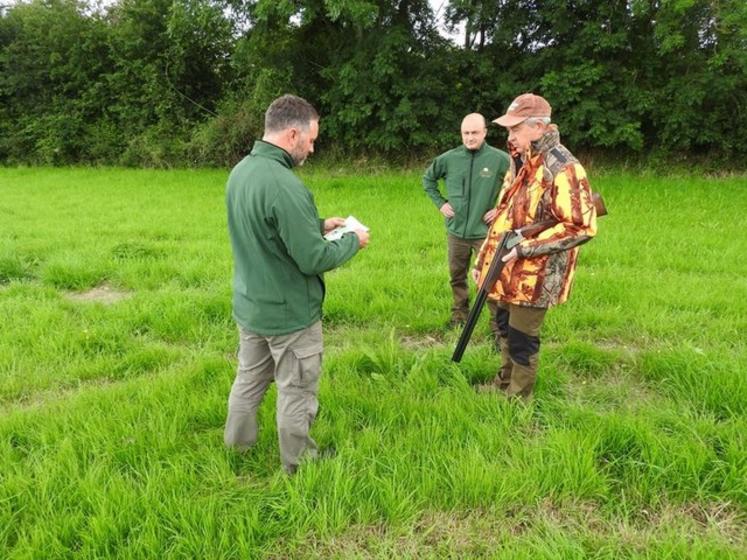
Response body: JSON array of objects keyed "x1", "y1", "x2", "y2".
[{"x1": 493, "y1": 93, "x2": 552, "y2": 127}]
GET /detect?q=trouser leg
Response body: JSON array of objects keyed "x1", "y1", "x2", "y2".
[
  {"x1": 466, "y1": 237, "x2": 500, "y2": 345},
  {"x1": 493, "y1": 303, "x2": 512, "y2": 389},
  {"x1": 224, "y1": 326, "x2": 275, "y2": 450},
  {"x1": 270, "y1": 321, "x2": 323, "y2": 474},
  {"x1": 505, "y1": 305, "x2": 547, "y2": 400},
  {"x1": 486, "y1": 297, "x2": 500, "y2": 349},
  {"x1": 447, "y1": 234, "x2": 474, "y2": 322}
]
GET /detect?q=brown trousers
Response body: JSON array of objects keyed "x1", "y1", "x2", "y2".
[
  {"x1": 493, "y1": 303, "x2": 547, "y2": 399},
  {"x1": 447, "y1": 233, "x2": 499, "y2": 341}
]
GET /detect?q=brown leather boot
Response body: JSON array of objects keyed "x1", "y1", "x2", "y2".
[{"x1": 505, "y1": 353, "x2": 539, "y2": 401}]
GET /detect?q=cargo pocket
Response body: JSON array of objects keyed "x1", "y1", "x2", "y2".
[
  {"x1": 290, "y1": 344, "x2": 323, "y2": 388},
  {"x1": 287, "y1": 345, "x2": 322, "y2": 431}
]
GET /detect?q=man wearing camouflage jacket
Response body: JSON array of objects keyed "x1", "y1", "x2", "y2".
[{"x1": 474, "y1": 94, "x2": 597, "y2": 400}]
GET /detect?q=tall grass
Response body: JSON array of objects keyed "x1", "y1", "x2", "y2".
[{"x1": 0, "y1": 166, "x2": 745, "y2": 558}]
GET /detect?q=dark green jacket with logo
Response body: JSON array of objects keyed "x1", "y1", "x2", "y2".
[
  {"x1": 423, "y1": 142, "x2": 510, "y2": 239},
  {"x1": 227, "y1": 141, "x2": 359, "y2": 336}
]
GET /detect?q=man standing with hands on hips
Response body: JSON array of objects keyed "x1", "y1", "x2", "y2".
[
  {"x1": 224, "y1": 94, "x2": 369, "y2": 474},
  {"x1": 473, "y1": 93, "x2": 597, "y2": 400},
  {"x1": 423, "y1": 113, "x2": 510, "y2": 339}
]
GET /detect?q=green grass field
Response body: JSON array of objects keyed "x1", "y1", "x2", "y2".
[{"x1": 1, "y1": 166, "x2": 746, "y2": 558}]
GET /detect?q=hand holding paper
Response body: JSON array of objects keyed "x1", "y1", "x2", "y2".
[{"x1": 324, "y1": 215, "x2": 369, "y2": 242}]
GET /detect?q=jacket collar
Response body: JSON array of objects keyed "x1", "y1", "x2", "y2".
[
  {"x1": 529, "y1": 124, "x2": 561, "y2": 158},
  {"x1": 462, "y1": 141, "x2": 489, "y2": 155},
  {"x1": 250, "y1": 140, "x2": 295, "y2": 169}
]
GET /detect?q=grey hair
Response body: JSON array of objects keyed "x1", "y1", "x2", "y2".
[
  {"x1": 264, "y1": 94, "x2": 319, "y2": 134},
  {"x1": 525, "y1": 116, "x2": 551, "y2": 126}
]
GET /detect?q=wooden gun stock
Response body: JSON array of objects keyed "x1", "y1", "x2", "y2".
[{"x1": 593, "y1": 192, "x2": 607, "y2": 217}]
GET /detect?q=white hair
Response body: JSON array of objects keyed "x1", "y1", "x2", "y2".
[{"x1": 525, "y1": 117, "x2": 551, "y2": 126}]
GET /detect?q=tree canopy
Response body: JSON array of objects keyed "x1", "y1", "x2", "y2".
[{"x1": 1, "y1": 0, "x2": 745, "y2": 166}]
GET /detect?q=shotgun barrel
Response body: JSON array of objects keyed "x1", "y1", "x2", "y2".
[{"x1": 451, "y1": 233, "x2": 509, "y2": 363}]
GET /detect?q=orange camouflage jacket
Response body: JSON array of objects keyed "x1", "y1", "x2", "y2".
[{"x1": 476, "y1": 126, "x2": 597, "y2": 308}]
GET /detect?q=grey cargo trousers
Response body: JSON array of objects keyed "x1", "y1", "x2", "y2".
[{"x1": 224, "y1": 321, "x2": 323, "y2": 473}]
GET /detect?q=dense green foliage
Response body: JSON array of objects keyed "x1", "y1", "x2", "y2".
[
  {"x1": 0, "y1": 167, "x2": 746, "y2": 557},
  {"x1": 1, "y1": 0, "x2": 747, "y2": 167}
]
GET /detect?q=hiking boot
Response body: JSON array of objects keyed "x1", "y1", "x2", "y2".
[{"x1": 474, "y1": 376, "x2": 508, "y2": 394}]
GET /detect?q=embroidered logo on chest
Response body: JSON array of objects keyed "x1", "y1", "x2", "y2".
[{"x1": 479, "y1": 167, "x2": 493, "y2": 178}]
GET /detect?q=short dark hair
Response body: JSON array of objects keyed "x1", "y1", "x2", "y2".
[{"x1": 264, "y1": 94, "x2": 319, "y2": 134}]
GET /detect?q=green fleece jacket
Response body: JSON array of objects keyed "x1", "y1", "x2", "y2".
[
  {"x1": 423, "y1": 142, "x2": 509, "y2": 239},
  {"x1": 227, "y1": 140, "x2": 359, "y2": 336}
]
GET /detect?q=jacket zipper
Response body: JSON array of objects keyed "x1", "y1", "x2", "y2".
[{"x1": 464, "y1": 150, "x2": 475, "y2": 237}]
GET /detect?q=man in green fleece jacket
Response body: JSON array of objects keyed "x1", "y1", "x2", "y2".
[
  {"x1": 423, "y1": 113, "x2": 510, "y2": 334},
  {"x1": 224, "y1": 94, "x2": 369, "y2": 474}
]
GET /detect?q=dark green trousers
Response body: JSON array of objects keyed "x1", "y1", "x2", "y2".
[{"x1": 447, "y1": 233, "x2": 499, "y2": 341}]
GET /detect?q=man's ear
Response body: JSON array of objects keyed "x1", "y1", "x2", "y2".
[{"x1": 532, "y1": 122, "x2": 546, "y2": 138}]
